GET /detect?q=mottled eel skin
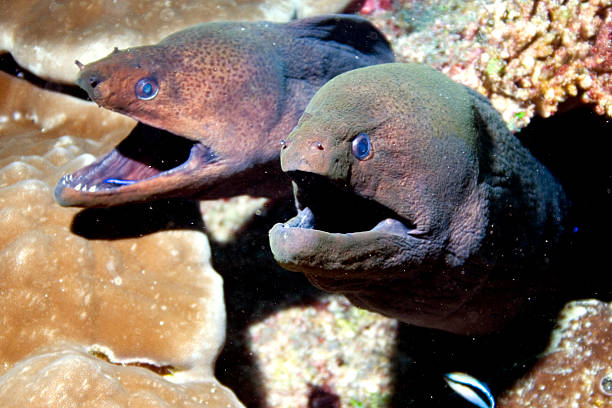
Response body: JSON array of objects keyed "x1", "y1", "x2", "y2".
[
  {"x1": 269, "y1": 63, "x2": 570, "y2": 335},
  {"x1": 55, "y1": 15, "x2": 394, "y2": 206}
]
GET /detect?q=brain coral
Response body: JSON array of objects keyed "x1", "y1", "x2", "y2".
[
  {"x1": 0, "y1": 71, "x2": 243, "y2": 407},
  {"x1": 367, "y1": 0, "x2": 612, "y2": 130}
]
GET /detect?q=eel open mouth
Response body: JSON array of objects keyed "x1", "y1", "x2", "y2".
[
  {"x1": 279, "y1": 171, "x2": 423, "y2": 239},
  {"x1": 268, "y1": 171, "x2": 428, "y2": 280},
  {"x1": 55, "y1": 122, "x2": 217, "y2": 206}
]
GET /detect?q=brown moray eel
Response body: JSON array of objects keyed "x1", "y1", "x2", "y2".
[
  {"x1": 269, "y1": 63, "x2": 570, "y2": 335},
  {"x1": 54, "y1": 15, "x2": 394, "y2": 207}
]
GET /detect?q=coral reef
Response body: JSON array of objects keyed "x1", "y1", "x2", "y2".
[
  {"x1": 0, "y1": 0, "x2": 360, "y2": 83},
  {"x1": 365, "y1": 0, "x2": 612, "y2": 129},
  {"x1": 249, "y1": 295, "x2": 396, "y2": 408},
  {"x1": 498, "y1": 299, "x2": 612, "y2": 408},
  {"x1": 2, "y1": 1, "x2": 609, "y2": 406},
  {"x1": 0, "y1": 72, "x2": 242, "y2": 406}
]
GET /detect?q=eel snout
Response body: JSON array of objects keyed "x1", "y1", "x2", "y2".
[{"x1": 76, "y1": 68, "x2": 108, "y2": 103}]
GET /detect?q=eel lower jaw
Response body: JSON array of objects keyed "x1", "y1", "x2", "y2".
[{"x1": 54, "y1": 123, "x2": 217, "y2": 207}]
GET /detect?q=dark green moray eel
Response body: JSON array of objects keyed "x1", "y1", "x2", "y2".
[
  {"x1": 54, "y1": 15, "x2": 394, "y2": 206},
  {"x1": 269, "y1": 63, "x2": 570, "y2": 335}
]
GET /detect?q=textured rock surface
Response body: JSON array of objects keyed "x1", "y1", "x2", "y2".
[
  {"x1": 365, "y1": 0, "x2": 612, "y2": 129},
  {"x1": 0, "y1": 0, "x2": 360, "y2": 83},
  {"x1": 498, "y1": 299, "x2": 612, "y2": 408},
  {"x1": 0, "y1": 72, "x2": 241, "y2": 406}
]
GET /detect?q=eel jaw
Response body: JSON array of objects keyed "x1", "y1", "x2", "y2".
[
  {"x1": 269, "y1": 172, "x2": 427, "y2": 279},
  {"x1": 54, "y1": 122, "x2": 217, "y2": 207}
]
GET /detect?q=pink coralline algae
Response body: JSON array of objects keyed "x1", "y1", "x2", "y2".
[
  {"x1": 365, "y1": 0, "x2": 612, "y2": 130},
  {"x1": 360, "y1": 0, "x2": 392, "y2": 15}
]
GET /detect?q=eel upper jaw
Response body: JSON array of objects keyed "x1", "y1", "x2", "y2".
[{"x1": 54, "y1": 122, "x2": 218, "y2": 207}]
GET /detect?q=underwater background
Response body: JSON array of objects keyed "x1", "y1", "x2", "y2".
[{"x1": 0, "y1": 0, "x2": 611, "y2": 407}]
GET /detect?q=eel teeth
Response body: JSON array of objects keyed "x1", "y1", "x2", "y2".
[
  {"x1": 70, "y1": 183, "x2": 98, "y2": 192},
  {"x1": 285, "y1": 207, "x2": 315, "y2": 229}
]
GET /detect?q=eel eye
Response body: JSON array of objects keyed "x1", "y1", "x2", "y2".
[
  {"x1": 351, "y1": 132, "x2": 372, "y2": 160},
  {"x1": 135, "y1": 77, "x2": 159, "y2": 100}
]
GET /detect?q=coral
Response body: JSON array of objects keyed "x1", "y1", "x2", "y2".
[
  {"x1": 366, "y1": 0, "x2": 612, "y2": 129},
  {"x1": 0, "y1": 0, "x2": 358, "y2": 83},
  {"x1": 0, "y1": 345, "x2": 243, "y2": 407},
  {"x1": 0, "y1": 72, "x2": 242, "y2": 406},
  {"x1": 498, "y1": 299, "x2": 612, "y2": 407},
  {"x1": 583, "y1": 9, "x2": 612, "y2": 116},
  {"x1": 249, "y1": 295, "x2": 396, "y2": 408}
]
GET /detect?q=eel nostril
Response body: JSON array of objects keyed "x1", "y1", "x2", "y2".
[
  {"x1": 314, "y1": 141, "x2": 324, "y2": 150},
  {"x1": 88, "y1": 74, "x2": 103, "y2": 88}
]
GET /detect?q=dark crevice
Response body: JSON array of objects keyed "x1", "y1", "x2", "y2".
[
  {"x1": 515, "y1": 106, "x2": 612, "y2": 301},
  {"x1": 0, "y1": 52, "x2": 89, "y2": 100},
  {"x1": 308, "y1": 384, "x2": 341, "y2": 408}
]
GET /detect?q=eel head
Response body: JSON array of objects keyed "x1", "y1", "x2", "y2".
[
  {"x1": 55, "y1": 24, "x2": 285, "y2": 207},
  {"x1": 269, "y1": 64, "x2": 497, "y2": 333}
]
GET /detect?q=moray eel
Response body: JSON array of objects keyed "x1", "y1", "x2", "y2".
[
  {"x1": 269, "y1": 63, "x2": 569, "y2": 335},
  {"x1": 54, "y1": 15, "x2": 394, "y2": 206}
]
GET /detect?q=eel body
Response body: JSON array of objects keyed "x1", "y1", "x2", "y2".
[
  {"x1": 269, "y1": 63, "x2": 570, "y2": 335},
  {"x1": 54, "y1": 15, "x2": 394, "y2": 207}
]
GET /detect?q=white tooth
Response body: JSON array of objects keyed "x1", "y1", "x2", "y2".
[
  {"x1": 88, "y1": 185, "x2": 97, "y2": 192},
  {"x1": 75, "y1": 183, "x2": 82, "y2": 190}
]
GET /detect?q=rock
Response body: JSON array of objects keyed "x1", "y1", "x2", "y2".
[{"x1": 0, "y1": 0, "x2": 361, "y2": 83}]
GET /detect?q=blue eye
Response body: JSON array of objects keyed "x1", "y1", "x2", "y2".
[
  {"x1": 351, "y1": 132, "x2": 372, "y2": 160},
  {"x1": 135, "y1": 77, "x2": 158, "y2": 100}
]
